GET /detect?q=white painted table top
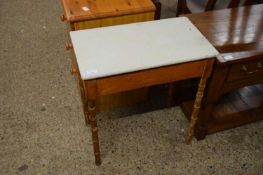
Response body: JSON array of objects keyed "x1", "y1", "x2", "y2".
[{"x1": 70, "y1": 17, "x2": 219, "y2": 80}]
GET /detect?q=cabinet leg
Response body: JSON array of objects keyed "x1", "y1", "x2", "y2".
[
  {"x1": 195, "y1": 124, "x2": 208, "y2": 140},
  {"x1": 88, "y1": 100, "x2": 101, "y2": 165},
  {"x1": 153, "y1": 1, "x2": 162, "y2": 20},
  {"x1": 176, "y1": 0, "x2": 190, "y2": 16}
]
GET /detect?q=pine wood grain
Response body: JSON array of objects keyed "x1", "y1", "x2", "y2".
[
  {"x1": 61, "y1": 0, "x2": 155, "y2": 22},
  {"x1": 74, "y1": 12, "x2": 154, "y2": 29},
  {"x1": 96, "y1": 60, "x2": 213, "y2": 96}
]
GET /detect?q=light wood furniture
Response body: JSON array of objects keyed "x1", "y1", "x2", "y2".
[
  {"x1": 181, "y1": 4, "x2": 263, "y2": 139},
  {"x1": 60, "y1": 0, "x2": 156, "y2": 111},
  {"x1": 60, "y1": 0, "x2": 157, "y2": 30},
  {"x1": 69, "y1": 17, "x2": 218, "y2": 165}
]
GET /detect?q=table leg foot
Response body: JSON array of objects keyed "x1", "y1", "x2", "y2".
[{"x1": 95, "y1": 159, "x2": 102, "y2": 166}]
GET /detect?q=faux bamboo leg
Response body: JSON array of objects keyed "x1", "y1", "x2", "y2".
[
  {"x1": 87, "y1": 100, "x2": 101, "y2": 165},
  {"x1": 71, "y1": 55, "x2": 90, "y2": 125},
  {"x1": 80, "y1": 81, "x2": 90, "y2": 125},
  {"x1": 186, "y1": 77, "x2": 207, "y2": 144},
  {"x1": 81, "y1": 86, "x2": 90, "y2": 125},
  {"x1": 84, "y1": 106, "x2": 90, "y2": 125}
]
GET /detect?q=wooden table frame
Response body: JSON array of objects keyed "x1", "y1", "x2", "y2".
[{"x1": 75, "y1": 57, "x2": 214, "y2": 165}]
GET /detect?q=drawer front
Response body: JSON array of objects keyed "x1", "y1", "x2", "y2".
[
  {"x1": 227, "y1": 58, "x2": 263, "y2": 82},
  {"x1": 73, "y1": 12, "x2": 154, "y2": 30}
]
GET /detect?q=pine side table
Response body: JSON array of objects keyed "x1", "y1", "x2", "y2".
[{"x1": 69, "y1": 17, "x2": 219, "y2": 165}]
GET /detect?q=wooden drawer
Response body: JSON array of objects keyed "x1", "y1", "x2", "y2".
[
  {"x1": 226, "y1": 59, "x2": 263, "y2": 82},
  {"x1": 73, "y1": 12, "x2": 154, "y2": 30}
]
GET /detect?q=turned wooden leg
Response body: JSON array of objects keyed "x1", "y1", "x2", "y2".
[
  {"x1": 80, "y1": 92, "x2": 90, "y2": 125},
  {"x1": 186, "y1": 77, "x2": 207, "y2": 144},
  {"x1": 71, "y1": 56, "x2": 90, "y2": 126},
  {"x1": 87, "y1": 100, "x2": 101, "y2": 165},
  {"x1": 84, "y1": 110, "x2": 90, "y2": 125}
]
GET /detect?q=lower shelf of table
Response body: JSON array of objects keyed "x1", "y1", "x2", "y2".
[{"x1": 181, "y1": 84, "x2": 263, "y2": 139}]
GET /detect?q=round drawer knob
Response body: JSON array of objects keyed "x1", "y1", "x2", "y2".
[
  {"x1": 257, "y1": 62, "x2": 262, "y2": 68},
  {"x1": 241, "y1": 65, "x2": 247, "y2": 72},
  {"x1": 65, "y1": 42, "x2": 73, "y2": 50},
  {"x1": 70, "y1": 68, "x2": 77, "y2": 74},
  {"x1": 60, "y1": 14, "x2": 66, "y2": 22}
]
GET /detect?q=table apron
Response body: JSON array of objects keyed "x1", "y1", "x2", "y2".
[{"x1": 94, "y1": 59, "x2": 213, "y2": 95}]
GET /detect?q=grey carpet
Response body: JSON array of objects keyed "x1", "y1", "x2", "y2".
[{"x1": 0, "y1": 0, "x2": 263, "y2": 174}]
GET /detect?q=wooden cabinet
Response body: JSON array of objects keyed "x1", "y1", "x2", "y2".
[
  {"x1": 181, "y1": 4, "x2": 263, "y2": 139},
  {"x1": 60, "y1": 0, "x2": 156, "y2": 30},
  {"x1": 181, "y1": 51, "x2": 263, "y2": 140},
  {"x1": 60, "y1": 0, "x2": 156, "y2": 111}
]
